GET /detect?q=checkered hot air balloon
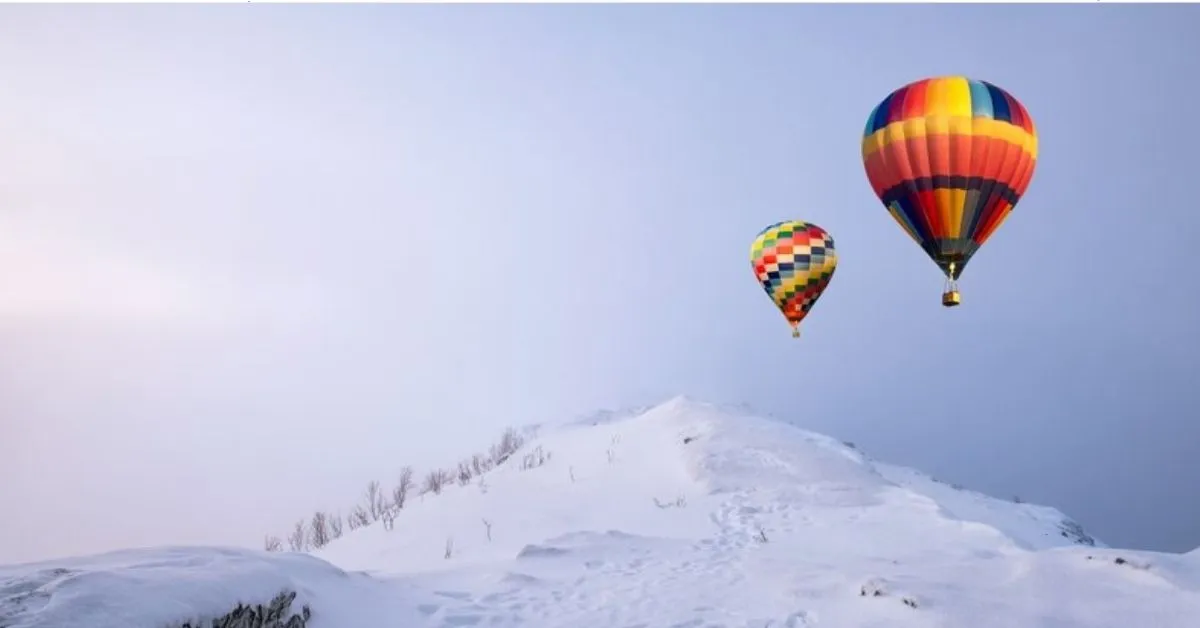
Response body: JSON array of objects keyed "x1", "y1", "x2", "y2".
[
  {"x1": 749, "y1": 220, "x2": 838, "y2": 338},
  {"x1": 861, "y1": 76, "x2": 1037, "y2": 307}
]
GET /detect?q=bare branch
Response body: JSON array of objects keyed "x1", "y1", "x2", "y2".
[
  {"x1": 348, "y1": 505, "x2": 370, "y2": 530},
  {"x1": 653, "y1": 495, "x2": 687, "y2": 509},
  {"x1": 365, "y1": 480, "x2": 385, "y2": 522},
  {"x1": 287, "y1": 519, "x2": 307, "y2": 552},
  {"x1": 264, "y1": 535, "x2": 283, "y2": 552},
  {"x1": 422, "y1": 468, "x2": 450, "y2": 495},
  {"x1": 393, "y1": 466, "x2": 414, "y2": 510},
  {"x1": 471, "y1": 453, "x2": 489, "y2": 476},
  {"x1": 309, "y1": 511, "x2": 331, "y2": 549},
  {"x1": 329, "y1": 513, "x2": 344, "y2": 540},
  {"x1": 520, "y1": 445, "x2": 549, "y2": 470},
  {"x1": 457, "y1": 460, "x2": 473, "y2": 486},
  {"x1": 489, "y1": 427, "x2": 524, "y2": 467}
]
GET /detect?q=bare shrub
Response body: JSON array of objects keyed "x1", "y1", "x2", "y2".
[
  {"x1": 457, "y1": 460, "x2": 473, "y2": 486},
  {"x1": 481, "y1": 518, "x2": 493, "y2": 542},
  {"x1": 365, "y1": 480, "x2": 386, "y2": 522},
  {"x1": 520, "y1": 446, "x2": 550, "y2": 470},
  {"x1": 443, "y1": 537, "x2": 454, "y2": 559},
  {"x1": 348, "y1": 505, "x2": 370, "y2": 531},
  {"x1": 382, "y1": 507, "x2": 396, "y2": 532},
  {"x1": 263, "y1": 535, "x2": 283, "y2": 552},
  {"x1": 309, "y1": 511, "x2": 331, "y2": 549},
  {"x1": 393, "y1": 466, "x2": 414, "y2": 510},
  {"x1": 329, "y1": 513, "x2": 344, "y2": 540},
  {"x1": 423, "y1": 468, "x2": 451, "y2": 495},
  {"x1": 287, "y1": 519, "x2": 307, "y2": 552},
  {"x1": 653, "y1": 495, "x2": 687, "y2": 509},
  {"x1": 489, "y1": 427, "x2": 524, "y2": 467},
  {"x1": 754, "y1": 527, "x2": 768, "y2": 543},
  {"x1": 471, "y1": 453, "x2": 490, "y2": 476}
]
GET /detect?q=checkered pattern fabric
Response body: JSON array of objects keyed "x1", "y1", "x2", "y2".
[{"x1": 749, "y1": 220, "x2": 838, "y2": 334}]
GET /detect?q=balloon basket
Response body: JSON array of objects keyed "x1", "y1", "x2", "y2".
[
  {"x1": 942, "y1": 290, "x2": 961, "y2": 307},
  {"x1": 791, "y1": 327, "x2": 801, "y2": 338}
]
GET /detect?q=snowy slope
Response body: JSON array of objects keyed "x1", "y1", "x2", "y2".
[{"x1": 4, "y1": 396, "x2": 1200, "y2": 628}]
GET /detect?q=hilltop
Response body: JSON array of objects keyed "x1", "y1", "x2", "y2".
[{"x1": 3, "y1": 397, "x2": 1199, "y2": 628}]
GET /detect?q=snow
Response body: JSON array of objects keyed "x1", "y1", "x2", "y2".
[{"x1": 5, "y1": 396, "x2": 1200, "y2": 627}]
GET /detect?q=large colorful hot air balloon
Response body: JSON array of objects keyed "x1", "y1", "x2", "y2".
[
  {"x1": 749, "y1": 220, "x2": 838, "y2": 338},
  {"x1": 861, "y1": 76, "x2": 1037, "y2": 307}
]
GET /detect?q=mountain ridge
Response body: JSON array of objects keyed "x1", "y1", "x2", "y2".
[{"x1": 4, "y1": 396, "x2": 1197, "y2": 628}]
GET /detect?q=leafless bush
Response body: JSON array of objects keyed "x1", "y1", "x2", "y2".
[
  {"x1": 263, "y1": 425, "x2": 544, "y2": 557},
  {"x1": 423, "y1": 468, "x2": 452, "y2": 495},
  {"x1": 457, "y1": 460, "x2": 473, "y2": 486},
  {"x1": 365, "y1": 480, "x2": 386, "y2": 522},
  {"x1": 520, "y1": 445, "x2": 549, "y2": 470},
  {"x1": 754, "y1": 527, "x2": 769, "y2": 543},
  {"x1": 309, "y1": 511, "x2": 332, "y2": 549},
  {"x1": 471, "y1": 453, "x2": 490, "y2": 475},
  {"x1": 606, "y1": 448, "x2": 615, "y2": 464},
  {"x1": 489, "y1": 427, "x2": 524, "y2": 467},
  {"x1": 653, "y1": 495, "x2": 687, "y2": 509},
  {"x1": 482, "y1": 518, "x2": 492, "y2": 542},
  {"x1": 348, "y1": 505, "x2": 370, "y2": 531},
  {"x1": 329, "y1": 513, "x2": 344, "y2": 540},
  {"x1": 287, "y1": 519, "x2": 307, "y2": 552},
  {"x1": 569, "y1": 466, "x2": 575, "y2": 482},
  {"x1": 444, "y1": 537, "x2": 454, "y2": 559},
  {"x1": 393, "y1": 466, "x2": 414, "y2": 510}
]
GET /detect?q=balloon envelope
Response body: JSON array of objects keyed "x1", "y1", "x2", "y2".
[
  {"x1": 749, "y1": 220, "x2": 838, "y2": 336},
  {"x1": 861, "y1": 76, "x2": 1037, "y2": 281}
]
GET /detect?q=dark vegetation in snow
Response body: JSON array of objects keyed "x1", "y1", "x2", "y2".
[
  {"x1": 170, "y1": 590, "x2": 310, "y2": 628},
  {"x1": 1059, "y1": 519, "x2": 1097, "y2": 546},
  {"x1": 264, "y1": 426, "x2": 536, "y2": 552}
]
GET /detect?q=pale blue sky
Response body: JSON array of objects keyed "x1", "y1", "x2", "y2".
[{"x1": 1, "y1": 5, "x2": 1197, "y2": 563}]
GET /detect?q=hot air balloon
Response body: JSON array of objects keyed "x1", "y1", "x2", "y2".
[
  {"x1": 861, "y1": 76, "x2": 1037, "y2": 307},
  {"x1": 749, "y1": 220, "x2": 838, "y2": 338}
]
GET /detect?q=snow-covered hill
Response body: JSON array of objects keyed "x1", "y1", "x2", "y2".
[{"x1": 4, "y1": 397, "x2": 1199, "y2": 628}]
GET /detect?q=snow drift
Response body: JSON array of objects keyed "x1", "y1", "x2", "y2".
[{"x1": 4, "y1": 396, "x2": 1199, "y2": 627}]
